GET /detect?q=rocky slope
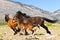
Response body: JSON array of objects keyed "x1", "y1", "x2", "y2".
[
  {"x1": 0, "y1": 0, "x2": 57, "y2": 21},
  {"x1": 52, "y1": 9, "x2": 60, "y2": 20}
]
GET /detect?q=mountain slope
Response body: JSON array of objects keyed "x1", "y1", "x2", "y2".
[
  {"x1": 52, "y1": 9, "x2": 60, "y2": 20},
  {"x1": 0, "y1": 0, "x2": 57, "y2": 21}
]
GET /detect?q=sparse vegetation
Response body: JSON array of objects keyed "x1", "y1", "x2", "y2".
[
  {"x1": 0, "y1": 20, "x2": 7, "y2": 25},
  {"x1": 0, "y1": 22, "x2": 60, "y2": 40}
]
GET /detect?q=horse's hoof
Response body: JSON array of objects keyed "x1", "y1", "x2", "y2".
[
  {"x1": 47, "y1": 31, "x2": 51, "y2": 34},
  {"x1": 14, "y1": 32, "x2": 17, "y2": 35}
]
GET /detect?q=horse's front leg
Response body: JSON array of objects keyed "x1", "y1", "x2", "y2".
[
  {"x1": 11, "y1": 27, "x2": 18, "y2": 35},
  {"x1": 14, "y1": 27, "x2": 21, "y2": 35},
  {"x1": 16, "y1": 27, "x2": 20, "y2": 32}
]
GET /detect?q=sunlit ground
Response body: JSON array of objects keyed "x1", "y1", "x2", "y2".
[{"x1": 0, "y1": 22, "x2": 60, "y2": 40}]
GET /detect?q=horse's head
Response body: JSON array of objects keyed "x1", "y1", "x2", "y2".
[
  {"x1": 16, "y1": 11, "x2": 23, "y2": 16},
  {"x1": 16, "y1": 11, "x2": 30, "y2": 18},
  {"x1": 15, "y1": 11, "x2": 22, "y2": 19},
  {"x1": 5, "y1": 14, "x2": 9, "y2": 22},
  {"x1": 13, "y1": 11, "x2": 30, "y2": 24}
]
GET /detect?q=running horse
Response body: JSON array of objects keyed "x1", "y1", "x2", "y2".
[
  {"x1": 13, "y1": 11, "x2": 58, "y2": 35},
  {"x1": 5, "y1": 14, "x2": 20, "y2": 35},
  {"x1": 13, "y1": 14, "x2": 32, "y2": 35}
]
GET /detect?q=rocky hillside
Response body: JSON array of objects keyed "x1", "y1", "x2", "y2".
[
  {"x1": 0, "y1": 0, "x2": 57, "y2": 21},
  {"x1": 52, "y1": 9, "x2": 60, "y2": 20}
]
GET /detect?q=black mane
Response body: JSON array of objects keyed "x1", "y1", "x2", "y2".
[{"x1": 16, "y1": 11, "x2": 30, "y2": 18}]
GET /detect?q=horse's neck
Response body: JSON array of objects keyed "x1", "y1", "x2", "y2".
[{"x1": 7, "y1": 18, "x2": 12, "y2": 22}]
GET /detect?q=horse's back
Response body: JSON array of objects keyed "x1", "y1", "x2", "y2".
[{"x1": 28, "y1": 17, "x2": 43, "y2": 24}]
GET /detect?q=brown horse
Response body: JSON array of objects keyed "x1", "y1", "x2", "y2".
[
  {"x1": 5, "y1": 14, "x2": 20, "y2": 35},
  {"x1": 13, "y1": 16, "x2": 32, "y2": 35},
  {"x1": 13, "y1": 11, "x2": 58, "y2": 35}
]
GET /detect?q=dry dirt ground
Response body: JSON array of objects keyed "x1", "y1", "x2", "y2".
[{"x1": 0, "y1": 24, "x2": 60, "y2": 40}]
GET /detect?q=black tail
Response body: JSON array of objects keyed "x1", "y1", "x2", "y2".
[
  {"x1": 5, "y1": 14, "x2": 9, "y2": 22},
  {"x1": 43, "y1": 17, "x2": 58, "y2": 23}
]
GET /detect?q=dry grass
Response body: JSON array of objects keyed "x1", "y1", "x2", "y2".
[{"x1": 0, "y1": 23, "x2": 60, "y2": 40}]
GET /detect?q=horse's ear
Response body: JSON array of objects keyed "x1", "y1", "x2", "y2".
[
  {"x1": 5, "y1": 14, "x2": 7, "y2": 15},
  {"x1": 5, "y1": 14, "x2": 9, "y2": 16}
]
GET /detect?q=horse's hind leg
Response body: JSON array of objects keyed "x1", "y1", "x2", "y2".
[
  {"x1": 29, "y1": 28, "x2": 34, "y2": 34},
  {"x1": 37, "y1": 25, "x2": 40, "y2": 29},
  {"x1": 40, "y1": 24, "x2": 51, "y2": 34},
  {"x1": 25, "y1": 28, "x2": 29, "y2": 35},
  {"x1": 31, "y1": 30, "x2": 34, "y2": 34}
]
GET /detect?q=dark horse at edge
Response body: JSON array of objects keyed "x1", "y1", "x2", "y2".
[{"x1": 13, "y1": 11, "x2": 58, "y2": 35}]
